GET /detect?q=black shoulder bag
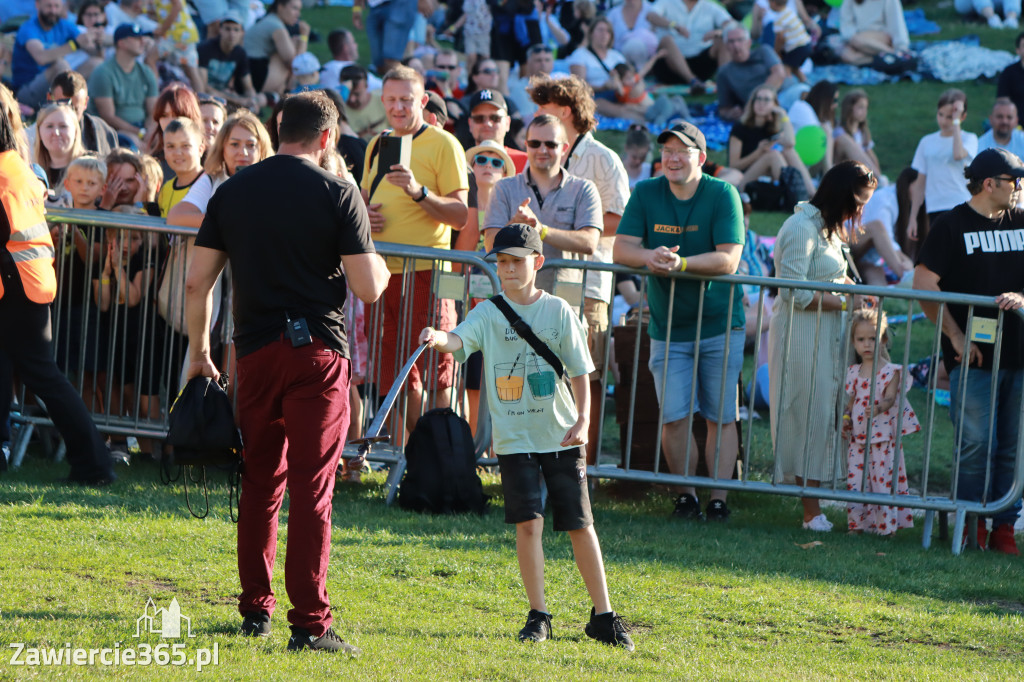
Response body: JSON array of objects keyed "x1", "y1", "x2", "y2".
[{"x1": 489, "y1": 295, "x2": 564, "y2": 379}]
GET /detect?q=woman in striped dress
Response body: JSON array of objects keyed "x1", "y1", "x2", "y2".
[{"x1": 768, "y1": 161, "x2": 877, "y2": 531}]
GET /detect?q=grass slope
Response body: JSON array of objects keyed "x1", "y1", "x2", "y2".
[{"x1": 1, "y1": 460, "x2": 1022, "y2": 680}]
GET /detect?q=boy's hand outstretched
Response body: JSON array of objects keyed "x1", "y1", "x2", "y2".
[{"x1": 561, "y1": 417, "x2": 589, "y2": 447}]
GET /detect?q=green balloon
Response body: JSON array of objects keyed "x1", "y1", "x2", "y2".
[
  {"x1": 824, "y1": 0, "x2": 843, "y2": 7},
  {"x1": 795, "y1": 125, "x2": 827, "y2": 166}
]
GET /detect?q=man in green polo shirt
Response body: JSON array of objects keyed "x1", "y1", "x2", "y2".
[{"x1": 613, "y1": 122, "x2": 745, "y2": 522}]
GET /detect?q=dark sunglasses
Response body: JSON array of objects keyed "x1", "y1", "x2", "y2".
[
  {"x1": 474, "y1": 154, "x2": 505, "y2": 168},
  {"x1": 93, "y1": 21, "x2": 107, "y2": 27},
  {"x1": 995, "y1": 175, "x2": 1022, "y2": 189},
  {"x1": 471, "y1": 113, "x2": 504, "y2": 124},
  {"x1": 526, "y1": 139, "x2": 559, "y2": 149},
  {"x1": 435, "y1": 64, "x2": 458, "y2": 70},
  {"x1": 478, "y1": 67, "x2": 498, "y2": 74},
  {"x1": 527, "y1": 44, "x2": 553, "y2": 55}
]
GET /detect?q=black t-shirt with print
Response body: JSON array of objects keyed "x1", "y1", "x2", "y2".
[
  {"x1": 197, "y1": 39, "x2": 250, "y2": 94},
  {"x1": 196, "y1": 155, "x2": 375, "y2": 358},
  {"x1": 916, "y1": 202, "x2": 1024, "y2": 373}
]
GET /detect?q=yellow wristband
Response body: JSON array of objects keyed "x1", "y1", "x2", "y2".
[
  {"x1": 352, "y1": 5, "x2": 362, "y2": 13},
  {"x1": 842, "y1": 414, "x2": 851, "y2": 421},
  {"x1": 539, "y1": 225, "x2": 548, "y2": 241},
  {"x1": 101, "y1": 278, "x2": 111, "y2": 284},
  {"x1": 68, "y1": 39, "x2": 78, "y2": 51},
  {"x1": 678, "y1": 256, "x2": 687, "y2": 272},
  {"x1": 299, "y1": 34, "x2": 309, "y2": 42},
  {"x1": 841, "y1": 297, "x2": 847, "y2": 312},
  {"x1": 669, "y1": 21, "x2": 677, "y2": 29}
]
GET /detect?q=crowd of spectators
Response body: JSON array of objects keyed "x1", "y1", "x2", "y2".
[{"x1": 1, "y1": 0, "x2": 1023, "y2": 552}]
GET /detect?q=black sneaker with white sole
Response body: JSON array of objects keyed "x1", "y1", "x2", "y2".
[
  {"x1": 706, "y1": 499, "x2": 731, "y2": 522},
  {"x1": 518, "y1": 609, "x2": 552, "y2": 643},
  {"x1": 240, "y1": 611, "x2": 270, "y2": 637},
  {"x1": 585, "y1": 608, "x2": 635, "y2": 651},
  {"x1": 671, "y1": 493, "x2": 705, "y2": 521},
  {"x1": 287, "y1": 627, "x2": 361, "y2": 655}
]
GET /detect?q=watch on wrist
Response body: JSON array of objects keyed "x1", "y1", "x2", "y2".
[{"x1": 413, "y1": 185, "x2": 428, "y2": 202}]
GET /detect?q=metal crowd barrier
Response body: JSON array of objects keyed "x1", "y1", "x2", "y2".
[
  {"x1": 9, "y1": 209, "x2": 1023, "y2": 554},
  {"x1": 544, "y1": 257, "x2": 1024, "y2": 555},
  {"x1": 8, "y1": 210, "x2": 502, "y2": 485}
]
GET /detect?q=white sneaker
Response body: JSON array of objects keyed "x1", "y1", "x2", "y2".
[
  {"x1": 988, "y1": 14, "x2": 1004, "y2": 28},
  {"x1": 1006, "y1": 16, "x2": 1019, "y2": 29},
  {"x1": 802, "y1": 514, "x2": 833, "y2": 532}
]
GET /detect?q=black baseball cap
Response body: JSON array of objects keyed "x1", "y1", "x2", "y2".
[
  {"x1": 487, "y1": 223, "x2": 543, "y2": 257},
  {"x1": 469, "y1": 89, "x2": 507, "y2": 113},
  {"x1": 965, "y1": 147, "x2": 1024, "y2": 180},
  {"x1": 425, "y1": 91, "x2": 448, "y2": 126},
  {"x1": 657, "y1": 122, "x2": 707, "y2": 155}
]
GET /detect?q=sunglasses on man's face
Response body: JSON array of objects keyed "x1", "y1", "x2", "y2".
[
  {"x1": 471, "y1": 113, "x2": 504, "y2": 124},
  {"x1": 526, "y1": 139, "x2": 559, "y2": 149},
  {"x1": 435, "y1": 63, "x2": 458, "y2": 70},
  {"x1": 474, "y1": 154, "x2": 505, "y2": 169},
  {"x1": 478, "y1": 68, "x2": 498, "y2": 75}
]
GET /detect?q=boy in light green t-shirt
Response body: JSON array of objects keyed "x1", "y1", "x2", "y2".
[{"x1": 419, "y1": 224, "x2": 634, "y2": 650}]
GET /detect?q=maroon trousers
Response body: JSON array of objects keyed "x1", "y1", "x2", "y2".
[{"x1": 235, "y1": 338, "x2": 350, "y2": 636}]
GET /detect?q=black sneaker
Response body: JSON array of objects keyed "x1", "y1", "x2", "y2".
[
  {"x1": 585, "y1": 608, "x2": 635, "y2": 651},
  {"x1": 671, "y1": 493, "x2": 705, "y2": 520},
  {"x1": 240, "y1": 612, "x2": 270, "y2": 637},
  {"x1": 287, "y1": 627, "x2": 361, "y2": 655},
  {"x1": 517, "y1": 609, "x2": 552, "y2": 643},
  {"x1": 706, "y1": 499, "x2": 731, "y2": 522}
]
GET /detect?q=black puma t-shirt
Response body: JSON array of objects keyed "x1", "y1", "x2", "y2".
[
  {"x1": 197, "y1": 154, "x2": 375, "y2": 358},
  {"x1": 916, "y1": 202, "x2": 1024, "y2": 373}
]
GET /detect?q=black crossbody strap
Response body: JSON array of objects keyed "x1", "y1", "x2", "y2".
[{"x1": 490, "y1": 295, "x2": 564, "y2": 379}]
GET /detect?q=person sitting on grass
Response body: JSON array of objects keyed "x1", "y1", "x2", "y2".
[{"x1": 418, "y1": 223, "x2": 635, "y2": 651}]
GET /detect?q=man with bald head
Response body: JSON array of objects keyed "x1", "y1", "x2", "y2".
[{"x1": 979, "y1": 97, "x2": 1024, "y2": 159}]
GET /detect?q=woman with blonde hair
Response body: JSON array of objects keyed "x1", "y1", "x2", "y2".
[
  {"x1": 729, "y1": 86, "x2": 815, "y2": 196},
  {"x1": 33, "y1": 103, "x2": 86, "y2": 191},
  {"x1": 168, "y1": 111, "x2": 273, "y2": 228},
  {"x1": 0, "y1": 84, "x2": 30, "y2": 164}
]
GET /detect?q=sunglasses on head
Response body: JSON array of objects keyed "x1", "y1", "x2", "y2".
[
  {"x1": 478, "y1": 67, "x2": 498, "y2": 75},
  {"x1": 198, "y1": 94, "x2": 228, "y2": 107},
  {"x1": 526, "y1": 139, "x2": 559, "y2": 149},
  {"x1": 474, "y1": 154, "x2": 505, "y2": 169},
  {"x1": 528, "y1": 45, "x2": 553, "y2": 55},
  {"x1": 471, "y1": 113, "x2": 504, "y2": 124}
]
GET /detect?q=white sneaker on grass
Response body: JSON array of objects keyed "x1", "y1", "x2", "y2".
[
  {"x1": 802, "y1": 514, "x2": 833, "y2": 532},
  {"x1": 988, "y1": 14, "x2": 1004, "y2": 28},
  {"x1": 1006, "y1": 16, "x2": 1019, "y2": 29}
]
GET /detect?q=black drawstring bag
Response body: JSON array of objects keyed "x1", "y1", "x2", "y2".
[{"x1": 162, "y1": 375, "x2": 243, "y2": 521}]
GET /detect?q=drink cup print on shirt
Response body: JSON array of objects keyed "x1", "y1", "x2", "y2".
[
  {"x1": 495, "y1": 361, "x2": 525, "y2": 403},
  {"x1": 526, "y1": 353, "x2": 556, "y2": 400}
]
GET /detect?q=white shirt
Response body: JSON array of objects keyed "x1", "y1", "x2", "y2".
[
  {"x1": 787, "y1": 99, "x2": 820, "y2": 131},
  {"x1": 606, "y1": 2, "x2": 657, "y2": 52},
  {"x1": 567, "y1": 47, "x2": 627, "y2": 89},
  {"x1": 911, "y1": 130, "x2": 978, "y2": 213},
  {"x1": 105, "y1": 4, "x2": 158, "y2": 35},
  {"x1": 566, "y1": 132, "x2": 630, "y2": 303},
  {"x1": 650, "y1": 0, "x2": 733, "y2": 58},
  {"x1": 860, "y1": 184, "x2": 900, "y2": 251},
  {"x1": 978, "y1": 128, "x2": 1024, "y2": 159}
]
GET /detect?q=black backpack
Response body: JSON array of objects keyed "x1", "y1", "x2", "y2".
[
  {"x1": 162, "y1": 376, "x2": 243, "y2": 520},
  {"x1": 398, "y1": 408, "x2": 488, "y2": 515}
]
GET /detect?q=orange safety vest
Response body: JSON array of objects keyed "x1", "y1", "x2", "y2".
[{"x1": 0, "y1": 150, "x2": 56, "y2": 304}]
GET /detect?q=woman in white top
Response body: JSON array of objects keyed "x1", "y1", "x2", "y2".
[
  {"x1": 787, "y1": 80, "x2": 838, "y2": 174},
  {"x1": 568, "y1": 18, "x2": 628, "y2": 93},
  {"x1": 838, "y1": 0, "x2": 911, "y2": 66},
  {"x1": 606, "y1": 0, "x2": 658, "y2": 68},
  {"x1": 834, "y1": 89, "x2": 882, "y2": 179},
  {"x1": 908, "y1": 89, "x2": 977, "y2": 236}
]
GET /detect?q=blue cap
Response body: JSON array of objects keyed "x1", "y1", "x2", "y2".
[{"x1": 113, "y1": 23, "x2": 152, "y2": 42}]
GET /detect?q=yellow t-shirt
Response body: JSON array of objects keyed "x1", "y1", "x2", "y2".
[
  {"x1": 361, "y1": 124, "x2": 468, "y2": 273},
  {"x1": 158, "y1": 172, "x2": 203, "y2": 218}
]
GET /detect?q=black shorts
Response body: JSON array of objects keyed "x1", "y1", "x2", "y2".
[
  {"x1": 651, "y1": 45, "x2": 718, "y2": 84},
  {"x1": 498, "y1": 447, "x2": 593, "y2": 531},
  {"x1": 781, "y1": 43, "x2": 813, "y2": 70}
]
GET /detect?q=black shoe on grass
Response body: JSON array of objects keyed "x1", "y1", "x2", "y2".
[
  {"x1": 585, "y1": 608, "x2": 635, "y2": 651},
  {"x1": 706, "y1": 499, "x2": 731, "y2": 522},
  {"x1": 287, "y1": 627, "x2": 361, "y2": 655},
  {"x1": 671, "y1": 493, "x2": 705, "y2": 520},
  {"x1": 241, "y1": 612, "x2": 270, "y2": 637},
  {"x1": 518, "y1": 609, "x2": 552, "y2": 643}
]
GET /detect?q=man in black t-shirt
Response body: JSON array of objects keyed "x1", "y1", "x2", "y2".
[
  {"x1": 185, "y1": 91, "x2": 390, "y2": 653},
  {"x1": 914, "y1": 148, "x2": 1024, "y2": 555},
  {"x1": 196, "y1": 10, "x2": 263, "y2": 111}
]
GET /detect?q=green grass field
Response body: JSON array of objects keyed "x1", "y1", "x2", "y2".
[
  {"x1": 3, "y1": 4, "x2": 1024, "y2": 680},
  {"x1": 1, "y1": 460, "x2": 1022, "y2": 680}
]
